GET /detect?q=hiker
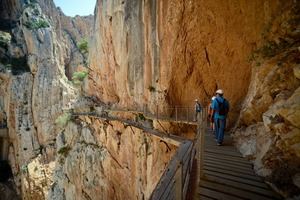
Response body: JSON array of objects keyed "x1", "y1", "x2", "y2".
[
  {"x1": 211, "y1": 89, "x2": 229, "y2": 146},
  {"x1": 194, "y1": 99, "x2": 202, "y2": 121},
  {"x1": 208, "y1": 96, "x2": 216, "y2": 131}
]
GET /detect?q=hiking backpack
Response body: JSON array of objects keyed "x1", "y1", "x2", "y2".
[{"x1": 216, "y1": 98, "x2": 228, "y2": 116}]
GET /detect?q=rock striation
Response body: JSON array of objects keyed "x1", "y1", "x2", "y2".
[
  {"x1": 87, "y1": 0, "x2": 287, "y2": 125},
  {"x1": 0, "y1": 0, "x2": 92, "y2": 198},
  {"x1": 87, "y1": 0, "x2": 300, "y2": 198},
  {"x1": 1, "y1": 0, "x2": 300, "y2": 199},
  {"x1": 48, "y1": 117, "x2": 176, "y2": 200}
]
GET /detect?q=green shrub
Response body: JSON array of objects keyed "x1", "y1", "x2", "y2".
[
  {"x1": 138, "y1": 113, "x2": 146, "y2": 121},
  {"x1": 55, "y1": 113, "x2": 71, "y2": 128},
  {"x1": 58, "y1": 145, "x2": 71, "y2": 157},
  {"x1": 4, "y1": 64, "x2": 11, "y2": 70},
  {"x1": 0, "y1": 31, "x2": 11, "y2": 49},
  {"x1": 78, "y1": 39, "x2": 88, "y2": 54},
  {"x1": 72, "y1": 71, "x2": 88, "y2": 85},
  {"x1": 25, "y1": 19, "x2": 50, "y2": 30}
]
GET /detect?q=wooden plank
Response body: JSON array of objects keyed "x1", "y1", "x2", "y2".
[
  {"x1": 161, "y1": 180, "x2": 175, "y2": 200},
  {"x1": 203, "y1": 170, "x2": 269, "y2": 189},
  {"x1": 204, "y1": 160, "x2": 255, "y2": 174},
  {"x1": 204, "y1": 145, "x2": 242, "y2": 155},
  {"x1": 151, "y1": 142, "x2": 191, "y2": 199},
  {"x1": 196, "y1": 194, "x2": 217, "y2": 200},
  {"x1": 166, "y1": 187, "x2": 175, "y2": 200},
  {"x1": 205, "y1": 174, "x2": 280, "y2": 199},
  {"x1": 205, "y1": 149, "x2": 243, "y2": 158},
  {"x1": 204, "y1": 166, "x2": 262, "y2": 182},
  {"x1": 200, "y1": 180, "x2": 275, "y2": 200},
  {"x1": 183, "y1": 171, "x2": 190, "y2": 199},
  {"x1": 175, "y1": 165, "x2": 182, "y2": 200},
  {"x1": 198, "y1": 187, "x2": 244, "y2": 200},
  {"x1": 204, "y1": 154, "x2": 252, "y2": 166},
  {"x1": 199, "y1": 123, "x2": 205, "y2": 178},
  {"x1": 151, "y1": 158, "x2": 178, "y2": 199},
  {"x1": 204, "y1": 144, "x2": 240, "y2": 153},
  {"x1": 182, "y1": 152, "x2": 192, "y2": 182}
]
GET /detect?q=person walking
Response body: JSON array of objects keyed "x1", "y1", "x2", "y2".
[
  {"x1": 208, "y1": 96, "x2": 216, "y2": 131},
  {"x1": 194, "y1": 99, "x2": 202, "y2": 121},
  {"x1": 211, "y1": 89, "x2": 229, "y2": 146}
]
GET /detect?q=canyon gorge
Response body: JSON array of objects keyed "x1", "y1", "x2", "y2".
[{"x1": 0, "y1": 0, "x2": 299, "y2": 199}]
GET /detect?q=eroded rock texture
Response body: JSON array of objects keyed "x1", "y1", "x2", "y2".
[
  {"x1": 87, "y1": 0, "x2": 284, "y2": 123},
  {"x1": 0, "y1": 0, "x2": 91, "y2": 198},
  {"x1": 48, "y1": 118, "x2": 176, "y2": 200},
  {"x1": 87, "y1": 0, "x2": 300, "y2": 197},
  {"x1": 233, "y1": 2, "x2": 300, "y2": 197},
  {"x1": 1, "y1": 0, "x2": 300, "y2": 199}
]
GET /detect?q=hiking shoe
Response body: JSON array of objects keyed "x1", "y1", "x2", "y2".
[{"x1": 217, "y1": 143, "x2": 222, "y2": 146}]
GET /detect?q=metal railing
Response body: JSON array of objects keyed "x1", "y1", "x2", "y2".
[
  {"x1": 103, "y1": 105, "x2": 200, "y2": 124},
  {"x1": 150, "y1": 108, "x2": 208, "y2": 200},
  {"x1": 150, "y1": 141, "x2": 194, "y2": 200},
  {"x1": 72, "y1": 106, "x2": 208, "y2": 200}
]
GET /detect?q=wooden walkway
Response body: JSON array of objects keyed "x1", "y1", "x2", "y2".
[{"x1": 196, "y1": 129, "x2": 281, "y2": 200}]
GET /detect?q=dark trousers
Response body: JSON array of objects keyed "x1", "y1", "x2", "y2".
[{"x1": 214, "y1": 118, "x2": 226, "y2": 144}]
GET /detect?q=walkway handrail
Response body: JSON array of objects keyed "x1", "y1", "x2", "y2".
[
  {"x1": 72, "y1": 106, "x2": 208, "y2": 200},
  {"x1": 150, "y1": 109, "x2": 207, "y2": 200},
  {"x1": 72, "y1": 112, "x2": 185, "y2": 146},
  {"x1": 104, "y1": 106, "x2": 197, "y2": 125},
  {"x1": 150, "y1": 141, "x2": 194, "y2": 200}
]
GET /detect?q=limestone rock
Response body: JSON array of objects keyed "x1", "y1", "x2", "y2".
[
  {"x1": 50, "y1": 119, "x2": 177, "y2": 200},
  {"x1": 87, "y1": 0, "x2": 288, "y2": 124},
  {"x1": 294, "y1": 65, "x2": 300, "y2": 79},
  {"x1": 278, "y1": 87, "x2": 300, "y2": 129}
]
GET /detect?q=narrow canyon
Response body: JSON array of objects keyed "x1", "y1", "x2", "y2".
[{"x1": 0, "y1": 0, "x2": 299, "y2": 199}]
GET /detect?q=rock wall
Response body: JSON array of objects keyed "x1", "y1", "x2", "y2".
[
  {"x1": 48, "y1": 117, "x2": 176, "y2": 200},
  {"x1": 87, "y1": 0, "x2": 285, "y2": 124},
  {"x1": 87, "y1": 0, "x2": 300, "y2": 197},
  {"x1": 233, "y1": 2, "x2": 300, "y2": 197},
  {"x1": 0, "y1": 0, "x2": 91, "y2": 198},
  {"x1": 1, "y1": 0, "x2": 299, "y2": 198}
]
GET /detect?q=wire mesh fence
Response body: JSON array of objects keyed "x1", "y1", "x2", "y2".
[
  {"x1": 141, "y1": 105, "x2": 209, "y2": 123},
  {"x1": 140, "y1": 105, "x2": 202, "y2": 123}
]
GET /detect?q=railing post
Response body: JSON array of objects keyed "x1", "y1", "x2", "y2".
[
  {"x1": 175, "y1": 106, "x2": 178, "y2": 122},
  {"x1": 199, "y1": 110, "x2": 206, "y2": 179},
  {"x1": 175, "y1": 162, "x2": 182, "y2": 200},
  {"x1": 186, "y1": 107, "x2": 189, "y2": 122}
]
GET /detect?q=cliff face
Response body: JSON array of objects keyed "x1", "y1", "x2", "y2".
[
  {"x1": 88, "y1": 0, "x2": 282, "y2": 123},
  {"x1": 233, "y1": 2, "x2": 300, "y2": 197},
  {"x1": 87, "y1": 0, "x2": 300, "y2": 197},
  {"x1": 1, "y1": 0, "x2": 300, "y2": 199},
  {"x1": 48, "y1": 117, "x2": 176, "y2": 200},
  {"x1": 0, "y1": 0, "x2": 91, "y2": 198}
]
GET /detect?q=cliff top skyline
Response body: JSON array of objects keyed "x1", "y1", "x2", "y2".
[{"x1": 53, "y1": 0, "x2": 96, "y2": 16}]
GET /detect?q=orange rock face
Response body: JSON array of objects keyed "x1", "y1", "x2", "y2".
[{"x1": 87, "y1": 0, "x2": 285, "y2": 125}]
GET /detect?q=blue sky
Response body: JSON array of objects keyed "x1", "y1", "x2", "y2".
[{"x1": 53, "y1": 0, "x2": 97, "y2": 17}]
